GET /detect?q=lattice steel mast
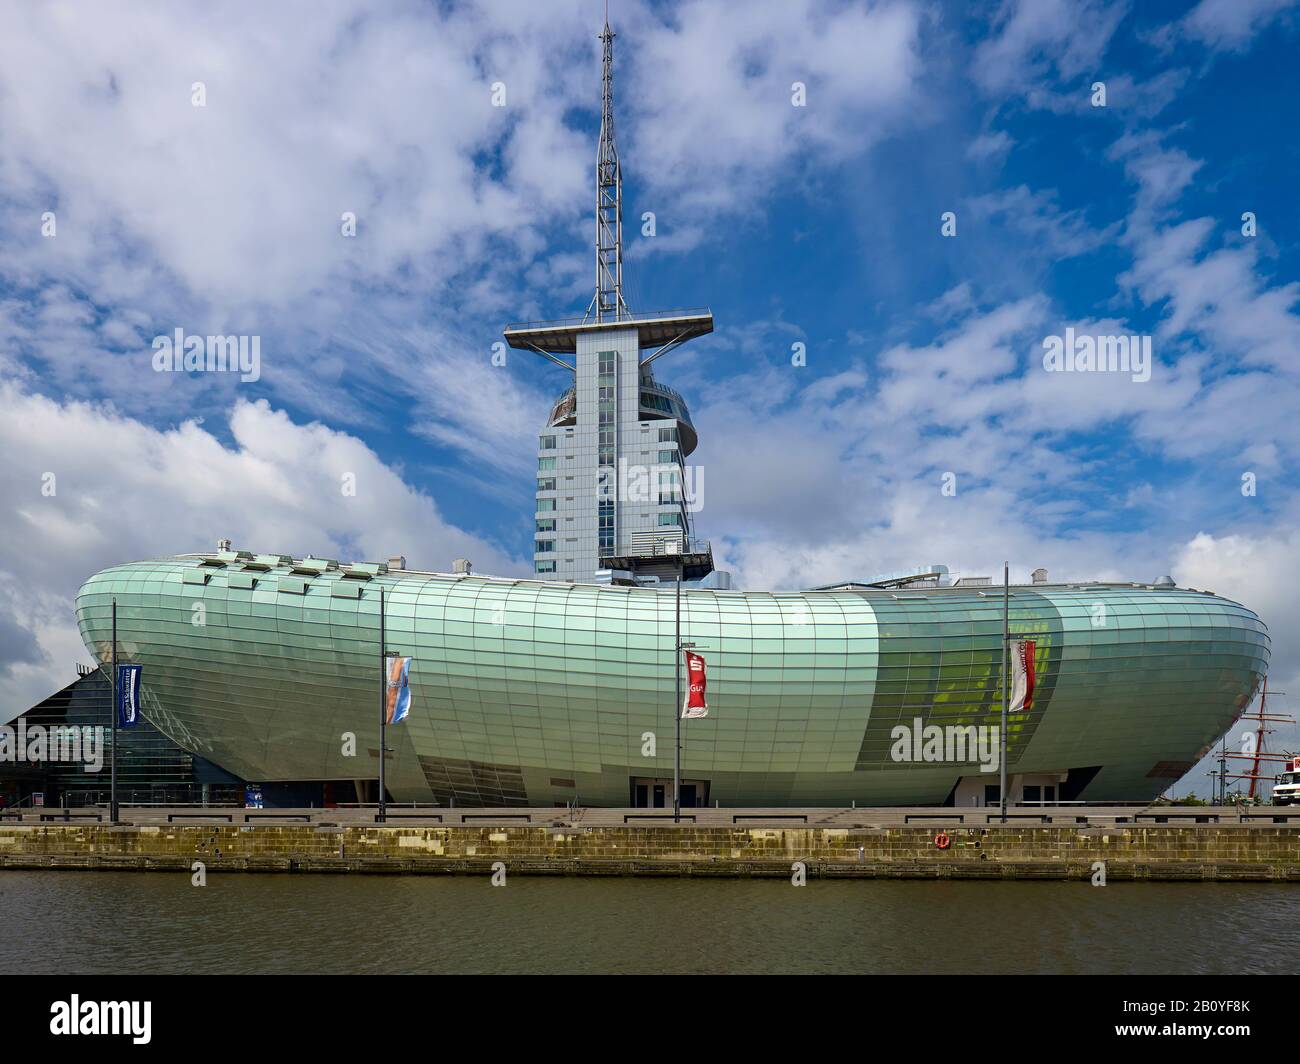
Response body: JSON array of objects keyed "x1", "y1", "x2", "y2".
[{"x1": 587, "y1": 15, "x2": 629, "y2": 323}]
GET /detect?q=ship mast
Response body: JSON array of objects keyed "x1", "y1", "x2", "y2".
[{"x1": 1214, "y1": 677, "x2": 1293, "y2": 802}]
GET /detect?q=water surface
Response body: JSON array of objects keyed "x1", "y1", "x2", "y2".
[{"x1": 0, "y1": 873, "x2": 1293, "y2": 974}]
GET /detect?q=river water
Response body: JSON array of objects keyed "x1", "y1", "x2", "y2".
[{"x1": 0, "y1": 873, "x2": 1294, "y2": 974}]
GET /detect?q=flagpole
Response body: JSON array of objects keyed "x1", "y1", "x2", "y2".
[
  {"x1": 110, "y1": 598, "x2": 118, "y2": 825},
  {"x1": 1000, "y1": 561, "x2": 1009, "y2": 824},
  {"x1": 674, "y1": 563, "x2": 682, "y2": 824},
  {"x1": 378, "y1": 588, "x2": 387, "y2": 825}
]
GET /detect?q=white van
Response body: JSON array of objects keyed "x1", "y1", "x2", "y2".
[{"x1": 1274, "y1": 756, "x2": 1300, "y2": 806}]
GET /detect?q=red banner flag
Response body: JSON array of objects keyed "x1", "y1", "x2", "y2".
[
  {"x1": 1008, "y1": 639, "x2": 1036, "y2": 714},
  {"x1": 682, "y1": 650, "x2": 708, "y2": 719}
]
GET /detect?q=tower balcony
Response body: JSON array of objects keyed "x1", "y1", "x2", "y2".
[
  {"x1": 544, "y1": 383, "x2": 699, "y2": 454},
  {"x1": 547, "y1": 387, "x2": 577, "y2": 427},
  {"x1": 637, "y1": 381, "x2": 697, "y2": 454}
]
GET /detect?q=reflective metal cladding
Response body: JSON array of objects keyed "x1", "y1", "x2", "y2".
[{"x1": 76, "y1": 557, "x2": 1269, "y2": 807}]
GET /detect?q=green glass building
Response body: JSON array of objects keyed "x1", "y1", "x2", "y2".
[
  {"x1": 1, "y1": 668, "x2": 245, "y2": 808},
  {"x1": 75, "y1": 553, "x2": 1269, "y2": 808},
  {"x1": 65, "y1": 20, "x2": 1271, "y2": 811}
]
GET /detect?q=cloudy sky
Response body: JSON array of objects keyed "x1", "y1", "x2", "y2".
[{"x1": 3, "y1": 0, "x2": 1298, "y2": 794}]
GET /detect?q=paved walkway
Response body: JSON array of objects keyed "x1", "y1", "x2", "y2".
[{"x1": 3, "y1": 803, "x2": 1294, "y2": 828}]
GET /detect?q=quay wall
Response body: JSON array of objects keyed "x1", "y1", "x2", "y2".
[{"x1": 0, "y1": 824, "x2": 1298, "y2": 881}]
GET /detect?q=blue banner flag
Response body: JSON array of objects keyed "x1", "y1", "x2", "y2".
[
  {"x1": 385, "y1": 656, "x2": 412, "y2": 725},
  {"x1": 116, "y1": 663, "x2": 143, "y2": 728}
]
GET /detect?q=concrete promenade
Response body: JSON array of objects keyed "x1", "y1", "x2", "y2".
[
  {"x1": 2, "y1": 803, "x2": 1296, "y2": 828},
  {"x1": 0, "y1": 804, "x2": 1297, "y2": 881}
]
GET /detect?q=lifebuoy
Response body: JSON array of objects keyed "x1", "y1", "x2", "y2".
[{"x1": 934, "y1": 832, "x2": 951, "y2": 849}]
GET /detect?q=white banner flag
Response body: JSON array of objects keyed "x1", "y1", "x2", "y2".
[{"x1": 1008, "y1": 639, "x2": 1037, "y2": 714}]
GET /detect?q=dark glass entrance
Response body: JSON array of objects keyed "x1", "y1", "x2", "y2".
[{"x1": 630, "y1": 777, "x2": 710, "y2": 808}]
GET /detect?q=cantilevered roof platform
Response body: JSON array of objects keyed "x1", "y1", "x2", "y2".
[
  {"x1": 504, "y1": 307, "x2": 713, "y2": 355},
  {"x1": 600, "y1": 539, "x2": 715, "y2": 583}
]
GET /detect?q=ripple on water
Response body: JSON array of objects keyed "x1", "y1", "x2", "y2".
[{"x1": 0, "y1": 873, "x2": 1295, "y2": 974}]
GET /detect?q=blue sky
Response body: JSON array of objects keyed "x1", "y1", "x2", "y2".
[{"x1": 2, "y1": 0, "x2": 1299, "y2": 794}]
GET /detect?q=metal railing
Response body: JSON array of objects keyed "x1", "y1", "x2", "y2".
[
  {"x1": 616, "y1": 538, "x2": 711, "y2": 560},
  {"x1": 644, "y1": 381, "x2": 689, "y2": 406},
  {"x1": 640, "y1": 384, "x2": 693, "y2": 422},
  {"x1": 505, "y1": 307, "x2": 712, "y2": 332}
]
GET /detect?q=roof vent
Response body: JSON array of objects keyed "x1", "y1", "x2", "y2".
[
  {"x1": 388, "y1": 556, "x2": 407, "y2": 571},
  {"x1": 1154, "y1": 575, "x2": 1176, "y2": 588},
  {"x1": 217, "y1": 538, "x2": 233, "y2": 552},
  {"x1": 1031, "y1": 568, "x2": 1048, "y2": 584},
  {"x1": 453, "y1": 558, "x2": 473, "y2": 574}
]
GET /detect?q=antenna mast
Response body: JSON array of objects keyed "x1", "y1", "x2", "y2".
[{"x1": 588, "y1": 13, "x2": 630, "y2": 323}]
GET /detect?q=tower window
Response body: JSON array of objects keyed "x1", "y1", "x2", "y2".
[{"x1": 598, "y1": 498, "x2": 615, "y2": 554}]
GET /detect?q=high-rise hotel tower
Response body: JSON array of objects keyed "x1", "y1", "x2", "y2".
[{"x1": 503, "y1": 18, "x2": 715, "y2": 586}]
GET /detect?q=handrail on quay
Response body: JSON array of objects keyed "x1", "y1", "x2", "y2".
[
  {"x1": 167, "y1": 813, "x2": 234, "y2": 823},
  {"x1": 243, "y1": 813, "x2": 312, "y2": 823},
  {"x1": 2, "y1": 804, "x2": 1298, "y2": 829},
  {"x1": 624, "y1": 813, "x2": 696, "y2": 823},
  {"x1": 374, "y1": 813, "x2": 443, "y2": 823},
  {"x1": 732, "y1": 814, "x2": 808, "y2": 824},
  {"x1": 461, "y1": 813, "x2": 532, "y2": 823},
  {"x1": 1135, "y1": 812, "x2": 1220, "y2": 824}
]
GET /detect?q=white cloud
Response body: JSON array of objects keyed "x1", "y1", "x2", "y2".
[
  {"x1": 0, "y1": 0, "x2": 932, "y2": 482},
  {"x1": 973, "y1": 0, "x2": 1128, "y2": 106},
  {"x1": 1181, "y1": 0, "x2": 1297, "y2": 52},
  {"x1": 1176, "y1": 528, "x2": 1298, "y2": 689},
  {"x1": 627, "y1": 0, "x2": 924, "y2": 214},
  {"x1": 1120, "y1": 221, "x2": 1300, "y2": 379},
  {"x1": 963, "y1": 185, "x2": 1115, "y2": 261},
  {"x1": 0, "y1": 0, "x2": 929, "y2": 318},
  {"x1": 0, "y1": 0, "x2": 593, "y2": 308},
  {"x1": 1174, "y1": 527, "x2": 1300, "y2": 794},
  {"x1": 966, "y1": 130, "x2": 1014, "y2": 162},
  {"x1": 1107, "y1": 130, "x2": 1204, "y2": 218},
  {"x1": 692, "y1": 257, "x2": 1297, "y2": 614},
  {"x1": 0, "y1": 383, "x2": 525, "y2": 717}
]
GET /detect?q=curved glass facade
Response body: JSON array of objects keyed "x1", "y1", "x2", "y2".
[{"x1": 76, "y1": 558, "x2": 1269, "y2": 807}]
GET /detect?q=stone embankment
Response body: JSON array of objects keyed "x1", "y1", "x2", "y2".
[{"x1": 1, "y1": 819, "x2": 1297, "y2": 881}]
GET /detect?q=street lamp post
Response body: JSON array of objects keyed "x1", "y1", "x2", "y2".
[
  {"x1": 674, "y1": 564, "x2": 682, "y2": 823},
  {"x1": 672, "y1": 560, "x2": 703, "y2": 824},
  {"x1": 110, "y1": 598, "x2": 118, "y2": 825},
  {"x1": 999, "y1": 561, "x2": 1009, "y2": 824},
  {"x1": 377, "y1": 589, "x2": 388, "y2": 824}
]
